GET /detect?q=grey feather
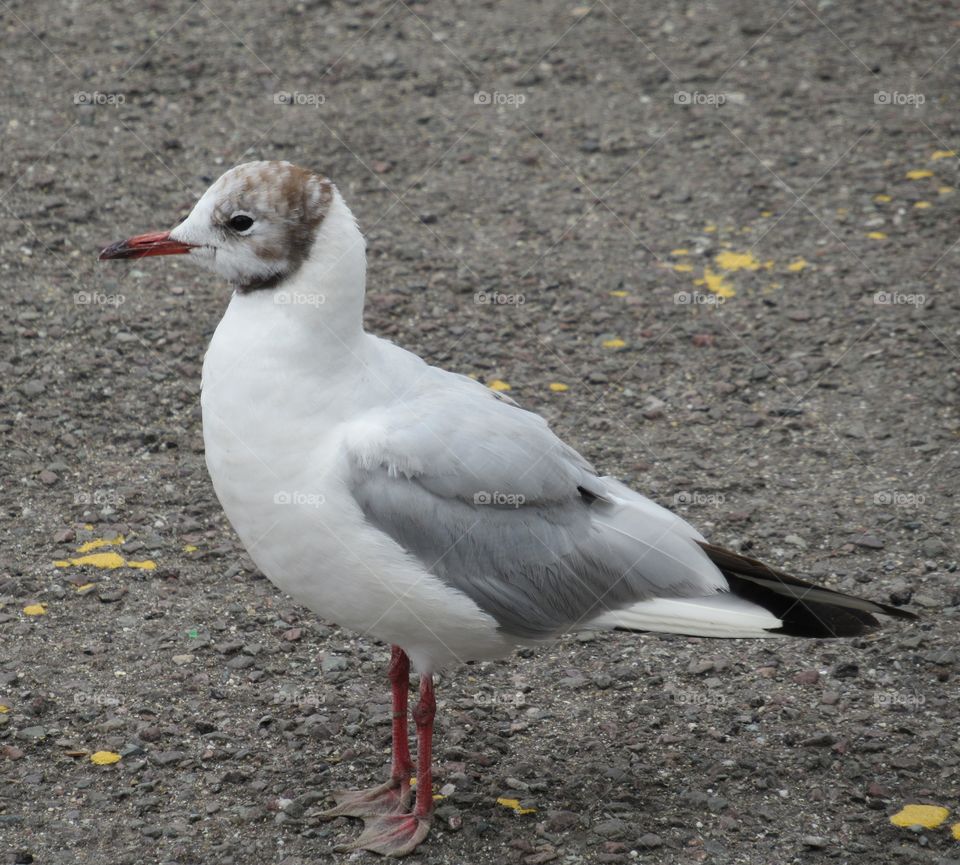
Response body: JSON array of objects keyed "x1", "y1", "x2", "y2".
[{"x1": 346, "y1": 371, "x2": 726, "y2": 638}]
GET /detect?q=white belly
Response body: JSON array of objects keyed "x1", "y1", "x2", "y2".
[{"x1": 199, "y1": 296, "x2": 511, "y2": 672}]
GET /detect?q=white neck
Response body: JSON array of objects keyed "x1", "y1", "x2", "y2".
[
  {"x1": 202, "y1": 187, "x2": 374, "y2": 404},
  {"x1": 266, "y1": 187, "x2": 367, "y2": 340}
]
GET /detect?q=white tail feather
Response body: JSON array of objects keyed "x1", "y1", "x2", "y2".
[{"x1": 588, "y1": 593, "x2": 784, "y2": 638}]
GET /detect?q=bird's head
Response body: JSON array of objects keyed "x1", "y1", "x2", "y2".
[{"x1": 99, "y1": 160, "x2": 346, "y2": 293}]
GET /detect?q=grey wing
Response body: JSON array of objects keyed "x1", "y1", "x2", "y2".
[{"x1": 345, "y1": 381, "x2": 727, "y2": 638}]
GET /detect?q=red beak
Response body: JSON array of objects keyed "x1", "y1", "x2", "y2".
[{"x1": 98, "y1": 231, "x2": 196, "y2": 261}]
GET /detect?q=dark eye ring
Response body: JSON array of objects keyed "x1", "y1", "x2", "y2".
[{"x1": 228, "y1": 214, "x2": 254, "y2": 232}]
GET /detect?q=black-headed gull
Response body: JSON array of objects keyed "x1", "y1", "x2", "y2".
[{"x1": 100, "y1": 161, "x2": 915, "y2": 857}]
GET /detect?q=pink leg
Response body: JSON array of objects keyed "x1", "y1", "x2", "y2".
[
  {"x1": 321, "y1": 646, "x2": 414, "y2": 819},
  {"x1": 411, "y1": 673, "x2": 436, "y2": 818},
  {"x1": 388, "y1": 646, "x2": 413, "y2": 782},
  {"x1": 335, "y1": 672, "x2": 435, "y2": 856}
]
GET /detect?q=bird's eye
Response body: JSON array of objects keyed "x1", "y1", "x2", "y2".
[{"x1": 228, "y1": 214, "x2": 254, "y2": 232}]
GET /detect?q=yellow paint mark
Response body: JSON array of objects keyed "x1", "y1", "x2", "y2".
[
  {"x1": 715, "y1": 250, "x2": 761, "y2": 272},
  {"x1": 696, "y1": 268, "x2": 736, "y2": 298},
  {"x1": 76, "y1": 536, "x2": 124, "y2": 553},
  {"x1": 497, "y1": 797, "x2": 537, "y2": 815},
  {"x1": 760, "y1": 210, "x2": 773, "y2": 218},
  {"x1": 905, "y1": 169, "x2": 934, "y2": 180},
  {"x1": 874, "y1": 193, "x2": 892, "y2": 203},
  {"x1": 739, "y1": 226, "x2": 753, "y2": 233},
  {"x1": 836, "y1": 207, "x2": 849, "y2": 217},
  {"x1": 787, "y1": 258, "x2": 808, "y2": 273},
  {"x1": 56, "y1": 552, "x2": 126, "y2": 569},
  {"x1": 602, "y1": 338, "x2": 626, "y2": 349},
  {"x1": 548, "y1": 383, "x2": 569, "y2": 392},
  {"x1": 74, "y1": 583, "x2": 96, "y2": 593},
  {"x1": 952, "y1": 823, "x2": 960, "y2": 840},
  {"x1": 867, "y1": 231, "x2": 888, "y2": 240},
  {"x1": 183, "y1": 545, "x2": 198, "y2": 553},
  {"x1": 914, "y1": 201, "x2": 932, "y2": 209},
  {"x1": 488, "y1": 380, "x2": 512, "y2": 392},
  {"x1": 127, "y1": 560, "x2": 156, "y2": 571},
  {"x1": 932, "y1": 150, "x2": 956, "y2": 160},
  {"x1": 83, "y1": 524, "x2": 95, "y2": 531},
  {"x1": 0, "y1": 705, "x2": 9, "y2": 714},
  {"x1": 90, "y1": 751, "x2": 122, "y2": 766},
  {"x1": 704, "y1": 223, "x2": 717, "y2": 233},
  {"x1": 54, "y1": 552, "x2": 155, "y2": 571},
  {"x1": 672, "y1": 263, "x2": 693, "y2": 273},
  {"x1": 23, "y1": 604, "x2": 47, "y2": 616},
  {"x1": 890, "y1": 804, "x2": 949, "y2": 829},
  {"x1": 763, "y1": 260, "x2": 774, "y2": 270},
  {"x1": 670, "y1": 248, "x2": 690, "y2": 256},
  {"x1": 609, "y1": 289, "x2": 628, "y2": 297}
]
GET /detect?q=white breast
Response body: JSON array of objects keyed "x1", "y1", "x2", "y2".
[{"x1": 200, "y1": 290, "x2": 511, "y2": 672}]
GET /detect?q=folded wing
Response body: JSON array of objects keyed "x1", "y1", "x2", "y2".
[{"x1": 344, "y1": 371, "x2": 731, "y2": 638}]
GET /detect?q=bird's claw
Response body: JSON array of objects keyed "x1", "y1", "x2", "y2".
[
  {"x1": 319, "y1": 778, "x2": 412, "y2": 819},
  {"x1": 334, "y1": 812, "x2": 432, "y2": 857}
]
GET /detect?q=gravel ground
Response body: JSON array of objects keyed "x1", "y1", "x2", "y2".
[{"x1": 2, "y1": 1, "x2": 959, "y2": 863}]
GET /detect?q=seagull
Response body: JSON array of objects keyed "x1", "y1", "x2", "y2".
[{"x1": 100, "y1": 161, "x2": 916, "y2": 857}]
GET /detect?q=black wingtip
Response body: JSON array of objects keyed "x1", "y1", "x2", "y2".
[{"x1": 698, "y1": 541, "x2": 919, "y2": 638}]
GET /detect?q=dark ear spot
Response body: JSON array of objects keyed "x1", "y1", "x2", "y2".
[
  {"x1": 235, "y1": 165, "x2": 333, "y2": 293},
  {"x1": 282, "y1": 171, "x2": 333, "y2": 270}
]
